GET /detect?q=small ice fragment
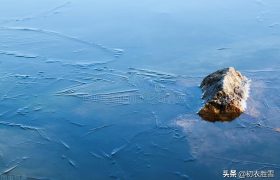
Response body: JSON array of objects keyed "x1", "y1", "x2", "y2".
[
  {"x1": 68, "y1": 159, "x2": 77, "y2": 168},
  {"x1": 111, "y1": 144, "x2": 126, "y2": 156},
  {"x1": 60, "y1": 140, "x2": 70, "y2": 149},
  {"x1": 90, "y1": 152, "x2": 103, "y2": 159}
]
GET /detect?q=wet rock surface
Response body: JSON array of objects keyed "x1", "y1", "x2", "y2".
[{"x1": 198, "y1": 67, "x2": 250, "y2": 121}]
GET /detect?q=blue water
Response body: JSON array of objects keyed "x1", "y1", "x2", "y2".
[{"x1": 0, "y1": 0, "x2": 280, "y2": 179}]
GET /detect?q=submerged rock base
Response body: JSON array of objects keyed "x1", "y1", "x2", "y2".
[{"x1": 198, "y1": 67, "x2": 250, "y2": 121}]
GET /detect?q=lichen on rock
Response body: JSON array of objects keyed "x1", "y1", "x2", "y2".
[{"x1": 198, "y1": 67, "x2": 250, "y2": 121}]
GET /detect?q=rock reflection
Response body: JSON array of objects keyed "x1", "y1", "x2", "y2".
[{"x1": 198, "y1": 110, "x2": 242, "y2": 122}]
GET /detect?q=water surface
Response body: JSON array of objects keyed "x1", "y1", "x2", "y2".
[{"x1": 0, "y1": 0, "x2": 280, "y2": 179}]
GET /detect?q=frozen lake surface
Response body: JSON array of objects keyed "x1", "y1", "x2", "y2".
[{"x1": 0, "y1": 0, "x2": 280, "y2": 179}]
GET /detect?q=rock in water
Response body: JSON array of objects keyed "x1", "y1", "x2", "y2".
[{"x1": 198, "y1": 67, "x2": 250, "y2": 121}]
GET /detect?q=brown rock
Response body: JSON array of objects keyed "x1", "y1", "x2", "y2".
[{"x1": 198, "y1": 67, "x2": 250, "y2": 121}]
